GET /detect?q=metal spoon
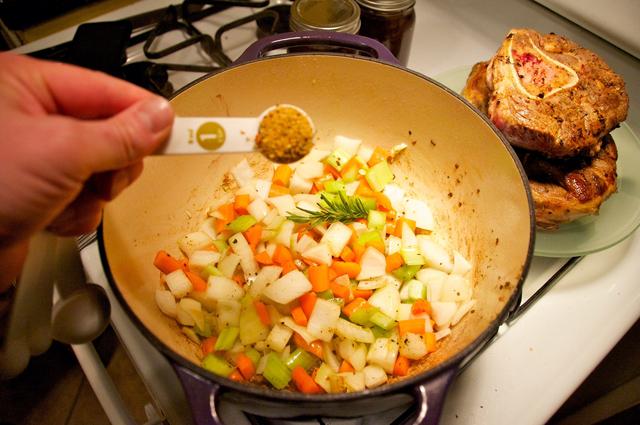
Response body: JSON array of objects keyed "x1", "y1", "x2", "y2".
[
  {"x1": 51, "y1": 283, "x2": 111, "y2": 345},
  {"x1": 160, "y1": 104, "x2": 316, "y2": 163}
]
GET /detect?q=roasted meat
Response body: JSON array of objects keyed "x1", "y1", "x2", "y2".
[
  {"x1": 462, "y1": 42, "x2": 621, "y2": 229},
  {"x1": 485, "y1": 29, "x2": 628, "y2": 158},
  {"x1": 517, "y1": 135, "x2": 618, "y2": 229}
]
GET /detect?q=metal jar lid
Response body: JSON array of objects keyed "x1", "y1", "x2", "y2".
[
  {"x1": 355, "y1": 0, "x2": 415, "y2": 12},
  {"x1": 290, "y1": 0, "x2": 361, "y2": 34}
]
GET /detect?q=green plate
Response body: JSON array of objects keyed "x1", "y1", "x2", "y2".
[{"x1": 434, "y1": 66, "x2": 640, "y2": 257}]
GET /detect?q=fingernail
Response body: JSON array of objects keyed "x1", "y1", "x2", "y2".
[{"x1": 138, "y1": 97, "x2": 174, "y2": 133}]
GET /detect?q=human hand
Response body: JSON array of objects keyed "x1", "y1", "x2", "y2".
[{"x1": 0, "y1": 52, "x2": 175, "y2": 289}]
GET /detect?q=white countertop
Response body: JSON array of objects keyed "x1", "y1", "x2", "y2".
[{"x1": 16, "y1": 0, "x2": 640, "y2": 424}]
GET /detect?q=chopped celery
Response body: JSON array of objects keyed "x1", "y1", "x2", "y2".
[
  {"x1": 239, "y1": 296, "x2": 270, "y2": 345},
  {"x1": 367, "y1": 210, "x2": 387, "y2": 230},
  {"x1": 317, "y1": 290, "x2": 334, "y2": 300},
  {"x1": 215, "y1": 326, "x2": 239, "y2": 351},
  {"x1": 194, "y1": 315, "x2": 213, "y2": 337},
  {"x1": 202, "y1": 264, "x2": 223, "y2": 279},
  {"x1": 371, "y1": 326, "x2": 392, "y2": 339},
  {"x1": 392, "y1": 265, "x2": 421, "y2": 282},
  {"x1": 365, "y1": 161, "x2": 394, "y2": 192},
  {"x1": 325, "y1": 149, "x2": 352, "y2": 171},
  {"x1": 349, "y1": 303, "x2": 378, "y2": 326},
  {"x1": 244, "y1": 348, "x2": 261, "y2": 366},
  {"x1": 286, "y1": 348, "x2": 318, "y2": 371},
  {"x1": 263, "y1": 352, "x2": 292, "y2": 389},
  {"x1": 212, "y1": 239, "x2": 229, "y2": 253},
  {"x1": 324, "y1": 180, "x2": 346, "y2": 193},
  {"x1": 202, "y1": 354, "x2": 234, "y2": 377},
  {"x1": 358, "y1": 230, "x2": 383, "y2": 246},
  {"x1": 369, "y1": 311, "x2": 397, "y2": 330},
  {"x1": 401, "y1": 248, "x2": 425, "y2": 266},
  {"x1": 406, "y1": 280, "x2": 426, "y2": 300},
  {"x1": 227, "y1": 215, "x2": 257, "y2": 233},
  {"x1": 358, "y1": 196, "x2": 377, "y2": 211}
]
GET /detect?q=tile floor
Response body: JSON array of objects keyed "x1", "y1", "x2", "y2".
[{"x1": 1, "y1": 320, "x2": 638, "y2": 425}]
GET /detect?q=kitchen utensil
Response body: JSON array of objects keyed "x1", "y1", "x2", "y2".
[
  {"x1": 99, "y1": 31, "x2": 534, "y2": 425},
  {"x1": 162, "y1": 104, "x2": 315, "y2": 163},
  {"x1": 0, "y1": 233, "x2": 57, "y2": 379},
  {"x1": 435, "y1": 65, "x2": 640, "y2": 258},
  {"x1": 51, "y1": 283, "x2": 111, "y2": 345}
]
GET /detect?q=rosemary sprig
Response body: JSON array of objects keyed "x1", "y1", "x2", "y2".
[{"x1": 287, "y1": 192, "x2": 370, "y2": 227}]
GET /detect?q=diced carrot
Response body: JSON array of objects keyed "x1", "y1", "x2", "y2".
[
  {"x1": 292, "y1": 366, "x2": 324, "y2": 394},
  {"x1": 352, "y1": 288, "x2": 373, "y2": 299},
  {"x1": 235, "y1": 353, "x2": 256, "y2": 380},
  {"x1": 310, "y1": 184, "x2": 319, "y2": 194},
  {"x1": 425, "y1": 332, "x2": 437, "y2": 353},
  {"x1": 281, "y1": 260, "x2": 298, "y2": 275},
  {"x1": 229, "y1": 369, "x2": 244, "y2": 382},
  {"x1": 366, "y1": 238, "x2": 386, "y2": 254},
  {"x1": 352, "y1": 242, "x2": 366, "y2": 262},
  {"x1": 273, "y1": 244, "x2": 293, "y2": 265},
  {"x1": 253, "y1": 300, "x2": 271, "y2": 326},
  {"x1": 232, "y1": 272, "x2": 245, "y2": 287},
  {"x1": 180, "y1": 257, "x2": 189, "y2": 272},
  {"x1": 385, "y1": 253, "x2": 404, "y2": 273},
  {"x1": 201, "y1": 336, "x2": 217, "y2": 356},
  {"x1": 269, "y1": 183, "x2": 290, "y2": 197},
  {"x1": 273, "y1": 164, "x2": 293, "y2": 187},
  {"x1": 153, "y1": 250, "x2": 183, "y2": 274},
  {"x1": 214, "y1": 218, "x2": 228, "y2": 233},
  {"x1": 299, "y1": 292, "x2": 317, "y2": 318},
  {"x1": 411, "y1": 299, "x2": 432, "y2": 315},
  {"x1": 308, "y1": 264, "x2": 330, "y2": 292},
  {"x1": 255, "y1": 250, "x2": 273, "y2": 265},
  {"x1": 385, "y1": 223, "x2": 396, "y2": 235},
  {"x1": 339, "y1": 360, "x2": 355, "y2": 373},
  {"x1": 243, "y1": 223, "x2": 262, "y2": 251},
  {"x1": 340, "y1": 246, "x2": 356, "y2": 262},
  {"x1": 185, "y1": 270, "x2": 207, "y2": 292},
  {"x1": 374, "y1": 192, "x2": 393, "y2": 211},
  {"x1": 367, "y1": 146, "x2": 390, "y2": 167},
  {"x1": 393, "y1": 355, "x2": 410, "y2": 376},
  {"x1": 331, "y1": 261, "x2": 361, "y2": 279},
  {"x1": 398, "y1": 319, "x2": 426, "y2": 335},
  {"x1": 323, "y1": 164, "x2": 341, "y2": 179},
  {"x1": 340, "y1": 156, "x2": 365, "y2": 179},
  {"x1": 217, "y1": 203, "x2": 236, "y2": 223},
  {"x1": 355, "y1": 178, "x2": 375, "y2": 197},
  {"x1": 330, "y1": 280, "x2": 351, "y2": 301},
  {"x1": 393, "y1": 217, "x2": 416, "y2": 238},
  {"x1": 293, "y1": 333, "x2": 323, "y2": 358},
  {"x1": 328, "y1": 268, "x2": 338, "y2": 282},
  {"x1": 233, "y1": 194, "x2": 251, "y2": 215},
  {"x1": 291, "y1": 306, "x2": 308, "y2": 326},
  {"x1": 342, "y1": 298, "x2": 367, "y2": 317}
]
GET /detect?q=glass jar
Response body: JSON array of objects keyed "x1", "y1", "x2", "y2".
[
  {"x1": 356, "y1": 0, "x2": 415, "y2": 65},
  {"x1": 290, "y1": 0, "x2": 361, "y2": 34}
]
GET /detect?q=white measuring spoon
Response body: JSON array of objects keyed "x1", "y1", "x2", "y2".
[{"x1": 160, "y1": 104, "x2": 316, "y2": 163}]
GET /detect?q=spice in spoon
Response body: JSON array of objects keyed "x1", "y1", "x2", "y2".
[{"x1": 255, "y1": 105, "x2": 315, "y2": 163}]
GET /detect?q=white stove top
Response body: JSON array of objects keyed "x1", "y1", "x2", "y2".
[{"x1": 16, "y1": 1, "x2": 640, "y2": 424}]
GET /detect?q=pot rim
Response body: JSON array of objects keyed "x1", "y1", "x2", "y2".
[{"x1": 98, "y1": 51, "x2": 535, "y2": 402}]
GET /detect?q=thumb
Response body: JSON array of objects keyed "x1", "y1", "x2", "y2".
[{"x1": 73, "y1": 96, "x2": 174, "y2": 173}]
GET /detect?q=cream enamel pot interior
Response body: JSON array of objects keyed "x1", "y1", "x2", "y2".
[{"x1": 99, "y1": 32, "x2": 535, "y2": 425}]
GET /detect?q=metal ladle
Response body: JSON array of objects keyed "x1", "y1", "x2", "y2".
[{"x1": 51, "y1": 283, "x2": 111, "y2": 345}]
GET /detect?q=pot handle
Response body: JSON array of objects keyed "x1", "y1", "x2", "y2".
[
  {"x1": 235, "y1": 31, "x2": 400, "y2": 65},
  {"x1": 407, "y1": 367, "x2": 457, "y2": 425},
  {"x1": 174, "y1": 364, "x2": 224, "y2": 425}
]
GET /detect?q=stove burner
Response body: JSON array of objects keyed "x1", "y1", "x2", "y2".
[{"x1": 28, "y1": 0, "x2": 279, "y2": 97}]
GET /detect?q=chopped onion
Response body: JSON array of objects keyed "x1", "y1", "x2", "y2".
[
  {"x1": 231, "y1": 159, "x2": 254, "y2": 187},
  {"x1": 155, "y1": 289, "x2": 177, "y2": 318}
]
